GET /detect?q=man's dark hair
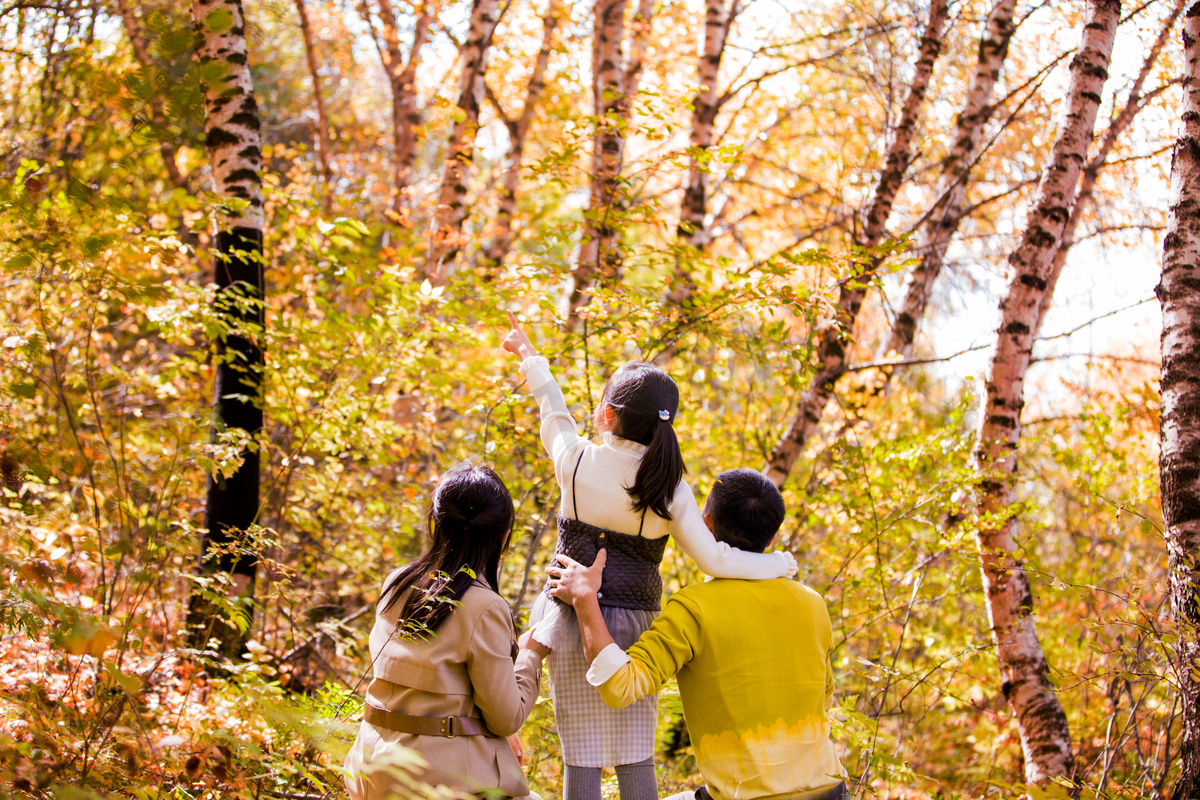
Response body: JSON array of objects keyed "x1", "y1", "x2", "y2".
[{"x1": 703, "y1": 468, "x2": 786, "y2": 552}]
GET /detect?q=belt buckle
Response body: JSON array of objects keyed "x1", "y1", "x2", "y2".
[{"x1": 440, "y1": 716, "x2": 456, "y2": 738}]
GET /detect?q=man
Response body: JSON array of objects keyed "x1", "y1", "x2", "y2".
[{"x1": 546, "y1": 468, "x2": 848, "y2": 800}]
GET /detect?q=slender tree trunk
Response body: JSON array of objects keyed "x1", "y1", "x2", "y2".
[
  {"x1": 293, "y1": 0, "x2": 334, "y2": 210},
  {"x1": 114, "y1": 0, "x2": 188, "y2": 190},
  {"x1": 369, "y1": 0, "x2": 430, "y2": 213},
  {"x1": 883, "y1": 0, "x2": 1017, "y2": 359},
  {"x1": 1034, "y1": 0, "x2": 1183, "y2": 336},
  {"x1": 973, "y1": 0, "x2": 1120, "y2": 786},
  {"x1": 763, "y1": 0, "x2": 950, "y2": 488},
  {"x1": 669, "y1": 0, "x2": 739, "y2": 311},
  {"x1": 617, "y1": 0, "x2": 654, "y2": 124},
  {"x1": 426, "y1": 0, "x2": 501, "y2": 282},
  {"x1": 1161, "y1": 5, "x2": 1200, "y2": 797},
  {"x1": 186, "y1": 0, "x2": 266, "y2": 659},
  {"x1": 484, "y1": 0, "x2": 561, "y2": 269},
  {"x1": 569, "y1": 0, "x2": 630, "y2": 320},
  {"x1": 672, "y1": 0, "x2": 740, "y2": 306}
]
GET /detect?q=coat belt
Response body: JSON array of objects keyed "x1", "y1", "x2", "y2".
[{"x1": 363, "y1": 703, "x2": 495, "y2": 738}]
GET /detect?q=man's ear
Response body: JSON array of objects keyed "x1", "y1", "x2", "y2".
[
  {"x1": 767, "y1": 534, "x2": 777, "y2": 549},
  {"x1": 702, "y1": 512, "x2": 714, "y2": 533}
]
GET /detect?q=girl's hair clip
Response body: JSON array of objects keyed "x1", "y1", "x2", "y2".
[{"x1": 658, "y1": 409, "x2": 671, "y2": 421}]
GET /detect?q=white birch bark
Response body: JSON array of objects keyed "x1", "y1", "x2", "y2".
[
  {"x1": 764, "y1": 0, "x2": 950, "y2": 488},
  {"x1": 569, "y1": 0, "x2": 630, "y2": 319},
  {"x1": 188, "y1": 0, "x2": 265, "y2": 656},
  {"x1": 883, "y1": 0, "x2": 1017, "y2": 359},
  {"x1": 484, "y1": 0, "x2": 562, "y2": 269},
  {"x1": 426, "y1": 0, "x2": 501, "y2": 282},
  {"x1": 973, "y1": 0, "x2": 1120, "y2": 785},
  {"x1": 677, "y1": 0, "x2": 739, "y2": 251},
  {"x1": 1035, "y1": 0, "x2": 1183, "y2": 336},
  {"x1": 191, "y1": 0, "x2": 263, "y2": 231},
  {"x1": 370, "y1": 0, "x2": 431, "y2": 212},
  {"x1": 618, "y1": 0, "x2": 654, "y2": 124},
  {"x1": 1160, "y1": 4, "x2": 1200, "y2": 798}
]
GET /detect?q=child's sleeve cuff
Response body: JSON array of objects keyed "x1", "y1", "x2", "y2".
[
  {"x1": 586, "y1": 643, "x2": 631, "y2": 686},
  {"x1": 518, "y1": 355, "x2": 551, "y2": 383}
]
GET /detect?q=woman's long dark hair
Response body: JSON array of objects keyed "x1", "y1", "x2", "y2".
[
  {"x1": 602, "y1": 362, "x2": 686, "y2": 521},
  {"x1": 380, "y1": 462, "x2": 515, "y2": 633}
]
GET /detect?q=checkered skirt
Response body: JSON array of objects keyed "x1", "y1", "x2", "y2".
[{"x1": 529, "y1": 591, "x2": 658, "y2": 767}]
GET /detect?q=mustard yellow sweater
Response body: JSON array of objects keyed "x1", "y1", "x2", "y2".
[{"x1": 588, "y1": 578, "x2": 846, "y2": 800}]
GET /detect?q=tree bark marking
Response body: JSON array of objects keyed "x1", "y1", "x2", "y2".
[
  {"x1": 484, "y1": 0, "x2": 562, "y2": 270},
  {"x1": 427, "y1": 0, "x2": 503, "y2": 282},
  {"x1": 189, "y1": 0, "x2": 266, "y2": 657},
  {"x1": 1161, "y1": 4, "x2": 1200, "y2": 798},
  {"x1": 883, "y1": 0, "x2": 1018, "y2": 359},
  {"x1": 974, "y1": 0, "x2": 1121, "y2": 786}
]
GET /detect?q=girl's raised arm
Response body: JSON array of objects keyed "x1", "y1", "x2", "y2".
[
  {"x1": 668, "y1": 481, "x2": 797, "y2": 579},
  {"x1": 502, "y1": 312, "x2": 585, "y2": 484}
]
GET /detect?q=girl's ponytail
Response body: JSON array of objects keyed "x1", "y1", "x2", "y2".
[{"x1": 601, "y1": 363, "x2": 686, "y2": 521}]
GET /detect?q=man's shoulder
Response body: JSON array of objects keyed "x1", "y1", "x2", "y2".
[{"x1": 677, "y1": 576, "x2": 828, "y2": 611}]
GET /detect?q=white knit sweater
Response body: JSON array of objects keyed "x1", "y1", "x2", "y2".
[{"x1": 519, "y1": 356, "x2": 796, "y2": 580}]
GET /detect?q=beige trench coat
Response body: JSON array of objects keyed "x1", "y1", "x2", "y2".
[{"x1": 344, "y1": 575, "x2": 542, "y2": 800}]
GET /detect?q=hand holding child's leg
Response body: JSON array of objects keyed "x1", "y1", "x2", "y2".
[{"x1": 547, "y1": 550, "x2": 607, "y2": 606}]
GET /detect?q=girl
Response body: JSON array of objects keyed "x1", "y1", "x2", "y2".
[
  {"x1": 501, "y1": 313, "x2": 796, "y2": 800},
  {"x1": 345, "y1": 462, "x2": 544, "y2": 800}
]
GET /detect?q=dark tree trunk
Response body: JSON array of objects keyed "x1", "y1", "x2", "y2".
[
  {"x1": 186, "y1": 0, "x2": 266, "y2": 660},
  {"x1": 670, "y1": 0, "x2": 740, "y2": 307}
]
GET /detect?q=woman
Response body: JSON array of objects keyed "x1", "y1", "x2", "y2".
[{"x1": 344, "y1": 462, "x2": 544, "y2": 800}]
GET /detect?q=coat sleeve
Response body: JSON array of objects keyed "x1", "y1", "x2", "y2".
[{"x1": 465, "y1": 595, "x2": 542, "y2": 737}]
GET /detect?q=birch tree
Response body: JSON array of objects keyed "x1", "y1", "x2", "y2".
[
  {"x1": 882, "y1": 0, "x2": 1017, "y2": 360},
  {"x1": 294, "y1": 0, "x2": 334, "y2": 210},
  {"x1": 764, "y1": 0, "x2": 951, "y2": 488},
  {"x1": 570, "y1": 0, "x2": 657, "y2": 318},
  {"x1": 617, "y1": 0, "x2": 654, "y2": 125},
  {"x1": 426, "y1": 0, "x2": 501, "y2": 282},
  {"x1": 972, "y1": 0, "x2": 1121, "y2": 785},
  {"x1": 186, "y1": 0, "x2": 266, "y2": 657},
  {"x1": 677, "y1": 0, "x2": 740, "y2": 253},
  {"x1": 1160, "y1": 4, "x2": 1200, "y2": 797},
  {"x1": 1034, "y1": 0, "x2": 1183, "y2": 336},
  {"x1": 483, "y1": 0, "x2": 562, "y2": 269},
  {"x1": 361, "y1": 0, "x2": 432, "y2": 213}
]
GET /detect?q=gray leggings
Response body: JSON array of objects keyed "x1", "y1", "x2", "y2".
[{"x1": 563, "y1": 758, "x2": 657, "y2": 800}]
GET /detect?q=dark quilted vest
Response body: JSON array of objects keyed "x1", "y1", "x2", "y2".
[{"x1": 546, "y1": 515, "x2": 668, "y2": 612}]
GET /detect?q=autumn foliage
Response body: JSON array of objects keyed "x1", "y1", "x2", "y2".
[{"x1": 0, "y1": 0, "x2": 1184, "y2": 797}]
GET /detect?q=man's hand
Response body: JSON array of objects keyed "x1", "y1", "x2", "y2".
[
  {"x1": 518, "y1": 627, "x2": 550, "y2": 659},
  {"x1": 501, "y1": 310, "x2": 538, "y2": 361},
  {"x1": 548, "y1": 550, "x2": 607, "y2": 607}
]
